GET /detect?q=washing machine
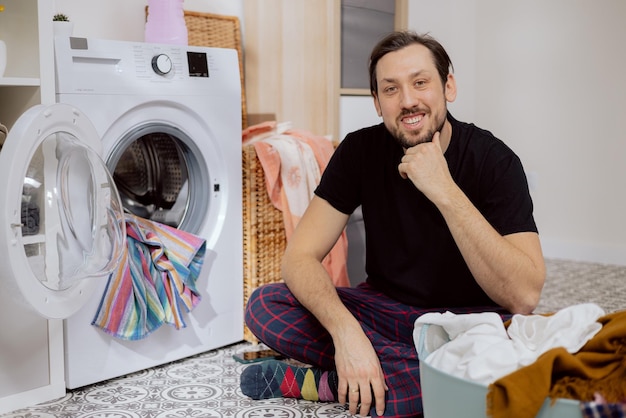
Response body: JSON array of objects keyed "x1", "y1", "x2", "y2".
[
  {"x1": 57, "y1": 37, "x2": 244, "y2": 389},
  {"x1": 0, "y1": 35, "x2": 243, "y2": 402}
]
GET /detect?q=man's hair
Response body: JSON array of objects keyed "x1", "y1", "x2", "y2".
[{"x1": 368, "y1": 31, "x2": 454, "y2": 95}]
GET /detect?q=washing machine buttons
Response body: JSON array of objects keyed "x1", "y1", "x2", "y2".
[{"x1": 151, "y1": 54, "x2": 173, "y2": 76}]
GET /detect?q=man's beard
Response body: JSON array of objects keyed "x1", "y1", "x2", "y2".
[{"x1": 392, "y1": 112, "x2": 446, "y2": 149}]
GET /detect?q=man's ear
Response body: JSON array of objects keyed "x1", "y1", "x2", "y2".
[{"x1": 445, "y1": 73, "x2": 457, "y2": 103}]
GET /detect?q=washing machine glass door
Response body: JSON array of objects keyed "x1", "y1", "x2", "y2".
[{"x1": 0, "y1": 104, "x2": 126, "y2": 319}]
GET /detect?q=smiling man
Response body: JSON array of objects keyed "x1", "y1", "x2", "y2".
[{"x1": 240, "y1": 31, "x2": 545, "y2": 417}]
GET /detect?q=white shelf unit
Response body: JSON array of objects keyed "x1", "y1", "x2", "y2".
[
  {"x1": 0, "y1": 0, "x2": 55, "y2": 127},
  {"x1": 0, "y1": 0, "x2": 67, "y2": 415}
]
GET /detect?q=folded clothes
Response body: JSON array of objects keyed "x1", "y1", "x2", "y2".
[{"x1": 92, "y1": 213, "x2": 207, "y2": 340}]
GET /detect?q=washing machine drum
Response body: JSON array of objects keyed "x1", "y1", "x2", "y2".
[
  {"x1": 0, "y1": 104, "x2": 126, "y2": 319},
  {"x1": 112, "y1": 131, "x2": 188, "y2": 227}
]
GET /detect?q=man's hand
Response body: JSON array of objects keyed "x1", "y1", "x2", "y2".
[
  {"x1": 334, "y1": 327, "x2": 388, "y2": 416},
  {"x1": 398, "y1": 132, "x2": 455, "y2": 205}
]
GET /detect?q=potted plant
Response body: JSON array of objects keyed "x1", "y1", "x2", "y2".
[
  {"x1": 53, "y1": 13, "x2": 69, "y2": 21},
  {"x1": 53, "y1": 13, "x2": 74, "y2": 38}
]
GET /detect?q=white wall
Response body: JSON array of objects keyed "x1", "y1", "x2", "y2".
[
  {"x1": 339, "y1": 95, "x2": 380, "y2": 140},
  {"x1": 53, "y1": 0, "x2": 626, "y2": 266},
  {"x1": 409, "y1": 0, "x2": 626, "y2": 265}
]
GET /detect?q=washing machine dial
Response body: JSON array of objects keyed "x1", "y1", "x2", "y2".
[{"x1": 151, "y1": 54, "x2": 173, "y2": 75}]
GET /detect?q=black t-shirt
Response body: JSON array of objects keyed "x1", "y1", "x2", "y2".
[{"x1": 314, "y1": 113, "x2": 537, "y2": 308}]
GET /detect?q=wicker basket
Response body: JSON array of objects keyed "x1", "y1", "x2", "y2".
[{"x1": 242, "y1": 144, "x2": 286, "y2": 342}]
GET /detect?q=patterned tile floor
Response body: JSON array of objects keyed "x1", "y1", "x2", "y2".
[
  {"x1": 535, "y1": 258, "x2": 626, "y2": 314},
  {"x1": 2, "y1": 341, "x2": 352, "y2": 418},
  {"x1": 3, "y1": 258, "x2": 625, "y2": 418}
]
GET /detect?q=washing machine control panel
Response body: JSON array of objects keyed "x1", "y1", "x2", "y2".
[
  {"x1": 55, "y1": 38, "x2": 239, "y2": 95},
  {"x1": 151, "y1": 54, "x2": 173, "y2": 76}
]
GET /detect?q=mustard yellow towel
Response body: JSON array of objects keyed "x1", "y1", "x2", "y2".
[{"x1": 487, "y1": 310, "x2": 626, "y2": 418}]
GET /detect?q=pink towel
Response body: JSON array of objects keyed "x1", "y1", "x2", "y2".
[
  {"x1": 243, "y1": 122, "x2": 350, "y2": 287},
  {"x1": 92, "y1": 213, "x2": 206, "y2": 340}
]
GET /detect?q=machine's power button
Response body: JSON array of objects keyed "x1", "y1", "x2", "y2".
[{"x1": 151, "y1": 54, "x2": 173, "y2": 75}]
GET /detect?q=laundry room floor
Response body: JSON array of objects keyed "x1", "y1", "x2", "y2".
[{"x1": 3, "y1": 258, "x2": 626, "y2": 418}]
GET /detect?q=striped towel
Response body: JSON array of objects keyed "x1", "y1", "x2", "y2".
[{"x1": 92, "y1": 213, "x2": 206, "y2": 340}]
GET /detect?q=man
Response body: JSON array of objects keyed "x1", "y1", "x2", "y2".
[{"x1": 240, "y1": 31, "x2": 545, "y2": 417}]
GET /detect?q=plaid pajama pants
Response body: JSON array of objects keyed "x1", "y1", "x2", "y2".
[{"x1": 244, "y1": 282, "x2": 509, "y2": 417}]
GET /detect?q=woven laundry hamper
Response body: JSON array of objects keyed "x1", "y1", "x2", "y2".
[{"x1": 242, "y1": 144, "x2": 286, "y2": 342}]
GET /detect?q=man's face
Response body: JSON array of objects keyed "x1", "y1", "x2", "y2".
[{"x1": 373, "y1": 44, "x2": 456, "y2": 149}]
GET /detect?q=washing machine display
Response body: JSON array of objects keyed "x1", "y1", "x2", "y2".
[{"x1": 53, "y1": 37, "x2": 243, "y2": 389}]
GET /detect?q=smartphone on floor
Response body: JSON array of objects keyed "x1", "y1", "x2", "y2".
[{"x1": 233, "y1": 348, "x2": 284, "y2": 364}]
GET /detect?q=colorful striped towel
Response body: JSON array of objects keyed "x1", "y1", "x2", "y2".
[{"x1": 92, "y1": 213, "x2": 206, "y2": 340}]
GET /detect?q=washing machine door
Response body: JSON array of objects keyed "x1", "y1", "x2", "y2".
[{"x1": 0, "y1": 104, "x2": 126, "y2": 319}]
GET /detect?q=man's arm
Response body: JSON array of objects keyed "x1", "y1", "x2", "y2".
[
  {"x1": 438, "y1": 202, "x2": 545, "y2": 314},
  {"x1": 399, "y1": 133, "x2": 545, "y2": 314},
  {"x1": 281, "y1": 196, "x2": 387, "y2": 416}
]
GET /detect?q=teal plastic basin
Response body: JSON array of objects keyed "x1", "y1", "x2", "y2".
[{"x1": 419, "y1": 356, "x2": 582, "y2": 418}]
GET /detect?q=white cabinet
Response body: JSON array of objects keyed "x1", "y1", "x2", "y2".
[
  {"x1": 0, "y1": 0, "x2": 67, "y2": 414},
  {"x1": 0, "y1": 0, "x2": 55, "y2": 127}
]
